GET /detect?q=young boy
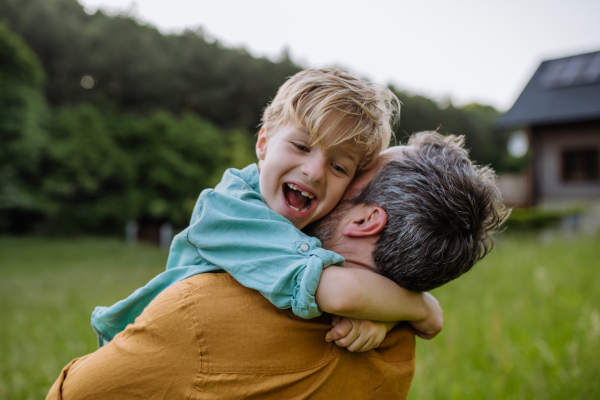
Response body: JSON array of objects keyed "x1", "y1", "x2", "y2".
[{"x1": 92, "y1": 68, "x2": 441, "y2": 352}]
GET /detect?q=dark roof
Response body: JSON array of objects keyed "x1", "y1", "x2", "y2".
[{"x1": 497, "y1": 50, "x2": 600, "y2": 128}]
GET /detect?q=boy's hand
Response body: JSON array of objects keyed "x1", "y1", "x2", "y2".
[
  {"x1": 410, "y1": 292, "x2": 443, "y2": 340},
  {"x1": 325, "y1": 315, "x2": 396, "y2": 352}
]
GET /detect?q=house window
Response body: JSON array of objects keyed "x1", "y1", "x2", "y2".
[{"x1": 562, "y1": 149, "x2": 599, "y2": 182}]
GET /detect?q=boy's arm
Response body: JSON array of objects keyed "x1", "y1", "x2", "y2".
[
  {"x1": 315, "y1": 266, "x2": 427, "y2": 321},
  {"x1": 188, "y1": 187, "x2": 344, "y2": 319},
  {"x1": 315, "y1": 266, "x2": 443, "y2": 338}
]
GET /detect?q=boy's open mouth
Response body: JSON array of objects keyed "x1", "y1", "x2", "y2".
[{"x1": 283, "y1": 183, "x2": 316, "y2": 213}]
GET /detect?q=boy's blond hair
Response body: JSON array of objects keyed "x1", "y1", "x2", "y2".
[{"x1": 261, "y1": 68, "x2": 400, "y2": 173}]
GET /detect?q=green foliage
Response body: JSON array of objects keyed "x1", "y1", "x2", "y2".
[
  {"x1": 0, "y1": 15, "x2": 261, "y2": 235},
  {"x1": 0, "y1": 0, "x2": 300, "y2": 132},
  {"x1": 1, "y1": 0, "x2": 526, "y2": 236},
  {"x1": 392, "y1": 88, "x2": 529, "y2": 173},
  {"x1": 1, "y1": 236, "x2": 599, "y2": 399},
  {"x1": 504, "y1": 207, "x2": 582, "y2": 232},
  {"x1": 0, "y1": 22, "x2": 48, "y2": 232},
  {"x1": 0, "y1": 22, "x2": 43, "y2": 85},
  {"x1": 33, "y1": 105, "x2": 249, "y2": 234}
]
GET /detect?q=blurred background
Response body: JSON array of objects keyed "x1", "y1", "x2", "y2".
[{"x1": 1, "y1": 0, "x2": 599, "y2": 399}]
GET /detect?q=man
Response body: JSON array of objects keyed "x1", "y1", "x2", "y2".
[{"x1": 47, "y1": 131, "x2": 506, "y2": 399}]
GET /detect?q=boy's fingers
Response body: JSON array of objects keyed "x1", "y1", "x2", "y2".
[
  {"x1": 325, "y1": 330, "x2": 333, "y2": 342},
  {"x1": 335, "y1": 337, "x2": 352, "y2": 348},
  {"x1": 354, "y1": 337, "x2": 374, "y2": 353},
  {"x1": 334, "y1": 327, "x2": 359, "y2": 347},
  {"x1": 415, "y1": 331, "x2": 435, "y2": 340},
  {"x1": 326, "y1": 319, "x2": 354, "y2": 342},
  {"x1": 333, "y1": 319, "x2": 353, "y2": 336},
  {"x1": 325, "y1": 327, "x2": 343, "y2": 342},
  {"x1": 347, "y1": 333, "x2": 368, "y2": 352}
]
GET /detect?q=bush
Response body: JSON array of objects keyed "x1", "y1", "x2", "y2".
[
  {"x1": 33, "y1": 105, "x2": 256, "y2": 235},
  {"x1": 503, "y1": 207, "x2": 578, "y2": 232},
  {"x1": 0, "y1": 22, "x2": 49, "y2": 233},
  {"x1": 2, "y1": 100, "x2": 256, "y2": 235}
]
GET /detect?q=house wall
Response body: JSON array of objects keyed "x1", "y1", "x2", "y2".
[
  {"x1": 497, "y1": 173, "x2": 531, "y2": 207},
  {"x1": 532, "y1": 120, "x2": 600, "y2": 205}
]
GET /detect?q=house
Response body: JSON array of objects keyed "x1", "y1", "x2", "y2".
[{"x1": 497, "y1": 50, "x2": 600, "y2": 206}]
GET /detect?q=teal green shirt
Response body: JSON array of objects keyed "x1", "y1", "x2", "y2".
[{"x1": 91, "y1": 164, "x2": 345, "y2": 347}]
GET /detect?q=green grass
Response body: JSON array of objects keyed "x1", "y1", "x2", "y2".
[
  {"x1": 0, "y1": 238, "x2": 167, "y2": 400},
  {"x1": 409, "y1": 234, "x2": 600, "y2": 400},
  {"x1": 1, "y1": 235, "x2": 599, "y2": 399}
]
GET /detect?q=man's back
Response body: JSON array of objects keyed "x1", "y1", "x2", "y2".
[{"x1": 48, "y1": 273, "x2": 416, "y2": 399}]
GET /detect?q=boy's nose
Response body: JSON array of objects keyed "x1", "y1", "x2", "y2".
[{"x1": 301, "y1": 155, "x2": 326, "y2": 183}]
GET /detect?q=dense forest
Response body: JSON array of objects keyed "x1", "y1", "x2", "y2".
[{"x1": 0, "y1": 0, "x2": 525, "y2": 236}]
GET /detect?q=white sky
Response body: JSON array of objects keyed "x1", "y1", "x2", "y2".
[{"x1": 79, "y1": 0, "x2": 600, "y2": 111}]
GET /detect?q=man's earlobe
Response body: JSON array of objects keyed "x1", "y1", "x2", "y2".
[
  {"x1": 256, "y1": 128, "x2": 268, "y2": 161},
  {"x1": 342, "y1": 206, "x2": 387, "y2": 237}
]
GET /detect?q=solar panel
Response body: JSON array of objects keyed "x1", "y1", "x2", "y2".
[
  {"x1": 584, "y1": 53, "x2": 600, "y2": 83},
  {"x1": 539, "y1": 59, "x2": 567, "y2": 88},
  {"x1": 539, "y1": 52, "x2": 600, "y2": 88},
  {"x1": 559, "y1": 56, "x2": 586, "y2": 86},
  {"x1": 498, "y1": 50, "x2": 600, "y2": 128}
]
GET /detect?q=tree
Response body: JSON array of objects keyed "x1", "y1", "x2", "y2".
[
  {"x1": 391, "y1": 88, "x2": 524, "y2": 171},
  {"x1": 1, "y1": 0, "x2": 301, "y2": 132},
  {"x1": 0, "y1": 22, "x2": 48, "y2": 233}
]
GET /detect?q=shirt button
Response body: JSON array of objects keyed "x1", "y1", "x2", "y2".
[{"x1": 300, "y1": 243, "x2": 309, "y2": 252}]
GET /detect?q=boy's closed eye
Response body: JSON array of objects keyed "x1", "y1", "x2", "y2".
[
  {"x1": 295, "y1": 143, "x2": 310, "y2": 152},
  {"x1": 331, "y1": 163, "x2": 348, "y2": 176}
]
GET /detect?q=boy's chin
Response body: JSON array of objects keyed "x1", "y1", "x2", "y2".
[{"x1": 290, "y1": 215, "x2": 311, "y2": 230}]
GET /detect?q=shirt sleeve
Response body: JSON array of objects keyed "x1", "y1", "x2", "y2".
[{"x1": 186, "y1": 188, "x2": 345, "y2": 319}]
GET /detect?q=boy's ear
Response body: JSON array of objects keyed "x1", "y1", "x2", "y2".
[
  {"x1": 342, "y1": 205, "x2": 387, "y2": 237},
  {"x1": 256, "y1": 127, "x2": 268, "y2": 161}
]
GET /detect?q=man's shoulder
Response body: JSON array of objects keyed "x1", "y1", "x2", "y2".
[
  {"x1": 171, "y1": 272, "x2": 330, "y2": 328},
  {"x1": 172, "y1": 271, "x2": 236, "y2": 293},
  {"x1": 167, "y1": 273, "x2": 343, "y2": 372}
]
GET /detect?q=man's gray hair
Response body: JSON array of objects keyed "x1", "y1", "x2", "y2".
[{"x1": 353, "y1": 131, "x2": 509, "y2": 292}]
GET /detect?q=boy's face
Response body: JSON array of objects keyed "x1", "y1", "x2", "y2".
[{"x1": 256, "y1": 124, "x2": 360, "y2": 229}]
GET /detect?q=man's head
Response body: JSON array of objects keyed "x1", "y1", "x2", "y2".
[
  {"x1": 308, "y1": 131, "x2": 509, "y2": 292},
  {"x1": 256, "y1": 68, "x2": 399, "y2": 229}
]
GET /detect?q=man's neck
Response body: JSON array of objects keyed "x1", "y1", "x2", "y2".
[
  {"x1": 326, "y1": 236, "x2": 380, "y2": 274},
  {"x1": 342, "y1": 259, "x2": 380, "y2": 274}
]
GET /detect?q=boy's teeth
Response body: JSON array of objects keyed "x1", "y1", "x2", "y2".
[
  {"x1": 286, "y1": 200, "x2": 311, "y2": 213},
  {"x1": 286, "y1": 183, "x2": 314, "y2": 199}
]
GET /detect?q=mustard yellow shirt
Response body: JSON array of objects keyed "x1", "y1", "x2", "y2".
[{"x1": 48, "y1": 273, "x2": 416, "y2": 400}]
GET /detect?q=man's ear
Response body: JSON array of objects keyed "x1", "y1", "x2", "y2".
[
  {"x1": 342, "y1": 205, "x2": 387, "y2": 237},
  {"x1": 256, "y1": 127, "x2": 268, "y2": 161}
]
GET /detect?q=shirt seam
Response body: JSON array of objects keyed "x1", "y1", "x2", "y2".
[
  {"x1": 181, "y1": 275, "x2": 349, "y2": 375},
  {"x1": 173, "y1": 283, "x2": 205, "y2": 400},
  {"x1": 194, "y1": 356, "x2": 415, "y2": 376},
  {"x1": 193, "y1": 350, "x2": 346, "y2": 376}
]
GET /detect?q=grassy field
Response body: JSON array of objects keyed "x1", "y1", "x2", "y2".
[{"x1": 1, "y1": 235, "x2": 599, "y2": 399}]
